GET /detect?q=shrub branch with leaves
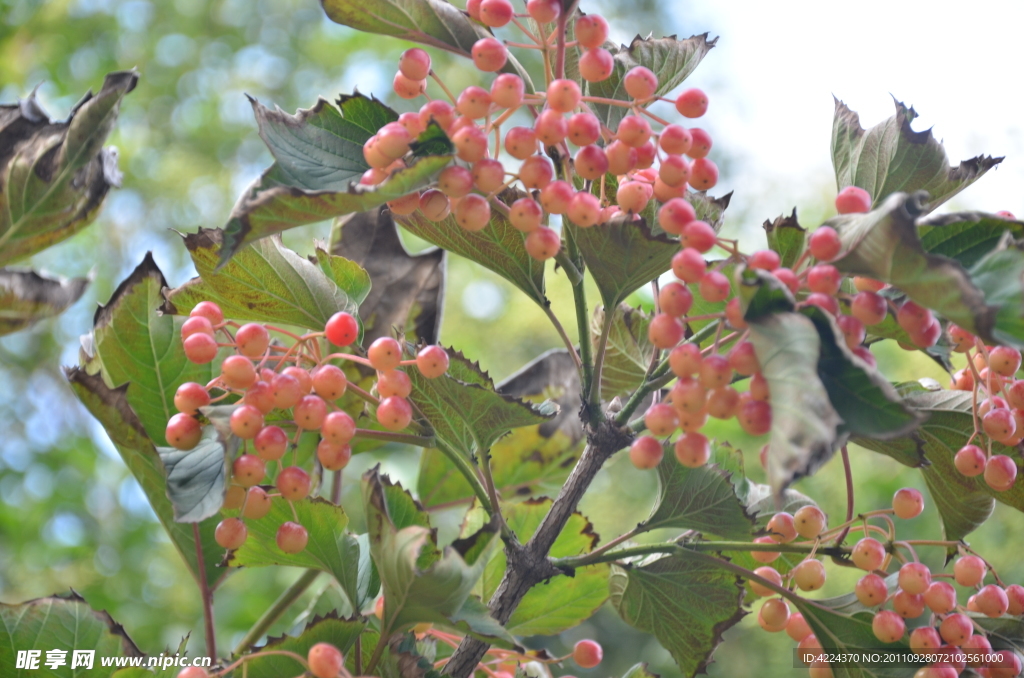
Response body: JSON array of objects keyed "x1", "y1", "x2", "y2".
[{"x1": 5, "y1": 1, "x2": 1024, "y2": 678}]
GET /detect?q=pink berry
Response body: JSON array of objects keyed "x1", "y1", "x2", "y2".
[
  {"x1": 525, "y1": 226, "x2": 561, "y2": 261},
  {"x1": 368, "y1": 337, "x2": 403, "y2": 371},
  {"x1": 851, "y1": 537, "x2": 885, "y2": 571},
  {"x1": 317, "y1": 440, "x2": 352, "y2": 472},
  {"x1": 629, "y1": 436, "x2": 664, "y2": 469},
  {"x1": 872, "y1": 610, "x2": 905, "y2": 643},
  {"x1": 767, "y1": 512, "x2": 797, "y2": 543},
  {"x1": 749, "y1": 566, "x2": 783, "y2": 597},
  {"x1": 939, "y1": 613, "x2": 973, "y2": 645},
  {"x1": 674, "y1": 432, "x2": 710, "y2": 468},
  {"x1": 658, "y1": 154, "x2": 691, "y2": 188},
  {"x1": 758, "y1": 598, "x2": 790, "y2": 632},
  {"x1": 504, "y1": 126, "x2": 537, "y2": 160},
  {"x1": 232, "y1": 454, "x2": 266, "y2": 487},
  {"x1": 312, "y1": 365, "x2": 347, "y2": 401},
  {"x1": 807, "y1": 264, "x2": 841, "y2": 296},
  {"x1": 954, "y1": 555, "x2": 987, "y2": 587},
  {"x1": 567, "y1": 191, "x2": 601, "y2": 227},
  {"x1": 377, "y1": 396, "x2": 413, "y2": 431},
  {"x1": 547, "y1": 79, "x2": 581, "y2": 113},
  {"x1": 751, "y1": 536, "x2": 780, "y2": 564},
  {"x1": 183, "y1": 332, "x2": 218, "y2": 364},
  {"x1": 689, "y1": 158, "x2": 718, "y2": 190},
  {"x1": 575, "y1": 15, "x2": 609, "y2": 49},
  {"x1": 472, "y1": 159, "x2": 505, "y2": 193},
  {"x1": 539, "y1": 181, "x2": 574, "y2": 214},
  {"x1": 737, "y1": 399, "x2": 771, "y2": 436},
  {"x1": 675, "y1": 88, "x2": 708, "y2": 118},
  {"x1": 455, "y1": 194, "x2": 491, "y2": 231},
  {"x1": 808, "y1": 226, "x2": 842, "y2": 261},
  {"x1": 855, "y1": 573, "x2": 888, "y2": 607},
  {"x1": 793, "y1": 505, "x2": 827, "y2": 539},
  {"x1": 892, "y1": 488, "x2": 924, "y2": 520},
  {"x1": 174, "y1": 382, "x2": 211, "y2": 414},
  {"x1": 648, "y1": 313, "x2": 684, "y2": 349},
  {"x1": 835, "y1": 186, "x2": 872, "y2": 214},
  {"x1": 671, "y1": 247, "x2": 706, "y2": 283},
  {"x1": 181, "y1": 315, "x2": 214, "y2": 340},
  {"x1": 321, "y1": 411, "x2": 356, "y2": 445},
  {"x1": 617, "y1": 115, "x2": 652, "y2": 148},
  {"x1": 416, "y1": 345, "x2": 449, "y2": 378},
  {"x1": 681, "y1": 220, "x2": 717, "y2": 253},
  {"x1": 573, "y1": 640, "x2": 603, "y2": 668},
  {"x1": 276, "y1": 521, "x2": 309, "y2": 554},
  {"x1": 254, "y1": 425, "x2": 288, "y2": 461},
  {"x1": 850, "y1": 291, "x2": 887, "y2": 326},
  {"x1": 748, "y1": 250, "x2": 781, "y2": 271},
  {"x1": 166, "y1": 413, "x2": 202, "y2": 450},
  {"x1": 698, "y1": 271, "x2": 730, "y2": 303},
  {"x1": 479, "y1": 0, "x2": 513, "y2": 27},
  {"x1": 277, "y1": 466, "x2": 311, "y2": 502},
  {"x1": 623, "y1": 66, "x2": 658, "y2": 100},
  {"x1": 526, "y1": 0, "x2": 559, "y2": 23},
  {"x1": 230, "y1": 405, "x2": 265, "y2": 440},
  {"x1": 399, "y1": 48, "x2": 431, "y2": 80},
  {"x1": 190, "y1": 301, "x2": 223, "y2": 326},
  {"x1": 471, "y1": 38, "x2": 507, "y2": 72},
  {"x1": 579, "y1": 47, "x2": 614, "y2": 82},
  {"x1": 325, "y1": 311, "x2": 358, "y2": 347},
  {"x1": 215, "y1": 517, "x2": 247, "y2": 550},
  {"x1": 923, "y1": 581, "x2": 956, "y2": 614},
  {"x1": 520, "y1": 155, "x2": 554, "y2": 189},
  {"x1": 604, "y1": 140, "x2": 637, "y2": 175},
  {"x1": 574, "y1": 145, "x2": 608, "y2": 181},
  {"x1": 658, "y1": 281, "x2": 693, "y2": 318},
  {"x1": 792, "y1": 559, "x2": 826, "y2": 591},
  {"x1": 658, "y1": 198, "x2": 697, "y2": 235},
  {"x1": 490, "y1": 73, "x2": 524, "y2": 109},
  {"x1": 687, "y1": 128, "x2": 712, "y2": 159},
  {"x1": 534, "y1": 109, "x2": 568, "y2": 145},
  {"x1": 898, "y1": 562, "x2": 932, "y2": 595},
  {"x1": 976, "y1": 584, "x2": 1009, "y2": 618}
]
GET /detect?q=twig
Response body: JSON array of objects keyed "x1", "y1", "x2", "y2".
[
  {"x1": 232, "y1": 570, "x2": 320, "y2": 656},
  {"x1": 833, "y1": 445, "x2": 855, "y2": 546},
  {"x1": 194, "y1": 523, "x2": 217, "y2": 661}
]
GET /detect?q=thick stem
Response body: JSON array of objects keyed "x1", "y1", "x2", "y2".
[
  {"x1": 194, "y1": 523, "x2": 217, "y2": 661},
  {"x1": 542, "y1": 303, "x2": 583, "y2": 372},
  {"x1": 352, "y1": 429, "x2": 435, "y2": 447},
  {"x1": 588, "y1": 305, "x2": 615, "y2": 413},
  {"x1": 834, "y1": 445, "x2": 855, "y2": 546},
  {"x1": 331, "y1": 469, "x2": 343, "y2": 505},
  {"x1": 364, "y1": 627, "x2": 389, "y2": 675},
  {"x1": 444, "y1": 424, "x2": 631, "y2": 677},
  {"x1": 233, "y1": 569, "x2": 320, "y2": 656},
  {"x1": 565, "y1": 228, "x2": 594, "y2": 399},
  {"x1": 554, "y1": 10, "x2": 567, "y2": 80},
  {"x1": 553, "y1": 539, "x2": 852, "y2": 570}
]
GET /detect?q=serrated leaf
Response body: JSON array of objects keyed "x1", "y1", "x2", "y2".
[
  {"x1": 638, "y1": 445, "x2": 755, "y2": 539},
  {"x1": 829, "y1": 191, "x2": 1024, "y2": 349},
  {"x1": 156, "y1": 426, "x2": 235, "y2": 523},
  {"x1": 586, "y1": 34, "x2": 716, "y2": 130},
  {"x1": 226, "y1": 497, "x2": 378, "y2": 609},
  {"x1": 0, "y1": 269, "x2": 88, "y2": 336},
  {"x1": 917, "y1": 211, "x2": 1024, "y2": 269},
  {"x1": 66, "y1": 368, "x2": 223, "y2": 590},
  {"x1": 362, "y1": 469, "x2": 512, "y2": 645},
  {"x1": 320, "y1": 0, "x2": 534, "y2": 89},
  {"x1": 762, "y1": 209, "x2": 806, "y2": 270},
  {"x1": 791, "y1": 598, "x2": 918, "y2": 678},
  {"x1": 418, "y1": 350, "x2": 583, "y2": 507},
  {"x1": 831, "y1": 97, "x2": 1001, "y2": 211},
  {"x1": 801, "y1": 306, "x2": 923, "y2": 439},
  {"x1": 407, "y1": 347, "x2": 554, "y2": 464},
  {"x1": 968, "y1": 234, "x2": 1024, "y2": 349},
  {"x1": 569, "y1": 215, "x2": 681, "y2": 309},
  {"x1": 161, "y1": 228, "x2": 364, "y2": 329},
  {"x1": 744, "y1": 300, "x2": 844, "y2": 494},
  {"x1": 219, "y1": 94, "x2": 453, "y2": 266},
  {"x1": 855, "y1": 389, "x2": 1024, "y2": 542},
  {"x1": 0, "y1": 71, "x2": 136, "y2": 265},
  {"x1": 0, "y1": 591, "x2": 144, "y2": 678},
  {"x1": 609, "y1": 551, "x2": 745, "y2": 678},
  {"x1": 244, "y1": 614, "x2": 365, "y2": 678},
  {"x1": 592, "y1": 304, "x2": 654, "y2": 401},
  {"x1": 331, "y1": 207, "x2": 444, "y2": 345},
  {"x1": 622, "y1": 664, "x2": 659, "y2": 678},
  {"x1": 396, "y1": 191, "x2": 546, "y2": 306},
  {"x1": 482, "y1": 498, "x2": 608, "y2": 636},
  {"x1": 89, "y1": 253, "x2": 224, "y2": 445}
]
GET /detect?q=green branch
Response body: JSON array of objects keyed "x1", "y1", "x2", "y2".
[
  {"x1": 434, "y1": 440, "x2": 493, "y2": 516},
  {"x1": 564, "y1": 227, "x2": 594, "y2": 398},
  {"x1": 352, "y1": 429, "x2": 434, "y2": 447},
  {"x1": 552, "y1": 539, "x2": 852, "y2": 570},
  {"x1": 587, "y1": 303, "x2": 615, "y2": 413},
  {"x1": 233, "y1": 569, "x2": 320, "y2": 656}
]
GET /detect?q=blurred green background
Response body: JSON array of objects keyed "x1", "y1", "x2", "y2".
[{"x1": 2, "y1": 0, "x2": 1022, "y2": 676}]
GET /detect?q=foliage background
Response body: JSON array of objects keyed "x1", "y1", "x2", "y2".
[{"x1": 1, "y1": 0, "x2": 1023, "y2": 676}]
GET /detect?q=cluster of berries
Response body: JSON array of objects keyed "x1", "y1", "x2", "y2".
[
  {"x1": 751, "y1": 490, "x2": 1022, "y2": 678},
  {"x1": 168, "y1": 301, "x2": 449, "y2": 555},
  {"x1": 357, "y1": 5, "x2": 717, "y2": 262}
]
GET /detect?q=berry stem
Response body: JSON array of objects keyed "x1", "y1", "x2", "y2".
[
  {"x1": 509, "y1": 17, "x2": 543, "y2": 45},
  {"x1": 552, "y1": 539, "x2": 851, "y2": 570},
  {"x1": 331, "y1": 469, "x2": 342, "y2": 504},
  {"x1": 435, "y1": 440, "x2": 495, "y2": 516},
  {"x1": 231, "y1": 569, "x2": 320, "y2": 657},
  {"x1": 554, "y1": 9, "x2": 567, "y2": 81},
  {"x1": 429, "y1": 71, "x2": 457, "y2": 104},
  {"x1": 833, "y1": 444, "x2": 855, "y2": 546},
  {"x1": 542, "y1": 303, "x2": 583, "y2": 373},
  {"x1": 564, "y1": 212, "x2": 594, "y2": 389},
  {"x1": 193, "y1": 522, "x2": 218, "y2": 661},
  {"x1": 480, "y1": 446, "x2": 511, "y2": 539},
  {"x1": 579, "y1": 95, "x2": 636, "y2": 108},
  {"x1": 587, "y1": 299, "x2": 616, "y2": 413}
]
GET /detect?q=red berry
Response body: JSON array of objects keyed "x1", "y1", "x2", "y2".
[
  {"x1": 748, "y1": 250, "x2": 781, "y2": 271},
  {"x1": 183, "y1": 332, "x2": 219, "y2": 364},
  {"x1": 277, "y1": 466, "x2": 311, "y2": 502},
  {"x1": 851, "y1": 537, "x2": 885, "y2": 571},
  {"x1": 525, "y1": 226, "x2": 561, "y2": 260},
  {"x1": 892, "y1": 487, "x2": 924, "y2": 519},
  {"x1": 215, "y1": 517, "x2": 247, "y2": 549},
  {"x1": 855, "y1": 573, "x2": 888, "y2": 607},
  {"x1": 738, "y1": 399, "x2": 771, "y2": 436},
  {"x1": 574, "y1": 145, "x2": 608, "y2": 181},
  {"x1": 254, "y1": 425, "x2": 288, "y2": 461},
  {"x1": 658, "y1": 198, "x2": 697, "y2": 235},
  {"x1": 687, "y1": 128, "x2": 712, "y2": 159},
  {"x1": 767, "y1": 512, "x2": 797, "y2": 543},
  {"x1": 174, "y1": 382, "x2": 211, "y2": 414},
  {"x1": 605, "y1": 139, "x2": 637, "y2": 175},
  {"x1": 835, "y1": 186, "x2": 872, "y2": 214},
  {"x1": 939, "y1": 613, "x2": 973, "y2": 645},
  {"x1": 623, "y1": 66, "x2": 658, "y2": 100},
  {"x1": 276, "y1": 521, "x2": 309, "y2": 553},
  {"x1": 166, "y1": 413, "x2": 202, "y2": 450},
  {"x1": 793, "y1": 505, "x2": 827, "y2": 539},
  {"x1": 850, "y1": 291, "x2": 887, "y2": 326},
  {"x1": 648, "y1": 313, "x2": 684, "y2": 349},
  {"x1": 954, "y1": 555, "x2": 987, "y2": 587},
  {"x1": 644, "y1": 403, "x2": 679, "y2": 436},
  {"x1": 807, "y1": 264, "x2": 841, "y2": 296},
  {"x1": 579, "y1": 47, "x2": 614, "y2": 82},
  {"x1": 689, "y1": 158, "x2": 718, "y2": 190},
  {"x1": 575, "y1": 15, "x2": 609, "y2": 49},
  {"x1": 377, "y1": 396, "x2": 413, "y2": 431},
  {"x1": 671, "y1": 247, "x2": 706, "y2": 283},
  {"x1": 415, "y1": 345, "x2": 449, "y2": 378},
  {"x1": 750, "y1": 566, "x2": 783, "y2": 597},
  {"x1": 836, "y1": 314, "x2": 866, "y2": 349},
  {"x1": 230, "y1": 405, "x2": 265, "y2": 440},
  {"x1": 399, "y1": 48, "x2": 431, "y2": 81},
  {"x1": 872, "y1": 610, "x2": 905, "y2": 643},
  {"x1": 727, "y1": 342, "x2": 759, "y2": 377},
  {"x1": 242, "y1": 486, "x2": 272, "y2": 520},
  {"x1": 232, "y1": 454, "x2": 266, "y2": 487},
  {"x1": 520, "y1": 155, "x2": 554, "y2": 189},
  {"x1": 675, "y1": 88, "x2": 708, "y2": 118},
  {"x1": 181, "y1": 315, "x2": 214, "y2": 340},
  {"x1": 773, "y1": 267, "x2": 800, "y2": 294},
  {"x1": 898, "y1": 562, "x2": 931, "y2": 595},
  {"x1": 1006, "y1": 584, "x2": 1024, "y2": 615},
  {"x1": 546, "y1": 79, "x2": 581, "y2": 113},
  {"x1": 751, "y1": 536, "x2": 780, "y2": 564},
  {"x1": 758, "y1": 598, "x2": 790, "y2": 632},
  {"x1": 567, "y1": 113, "x2": 600, "y2": 147},
  {"x1": 573, "y1": 639, "x2": 603, "y2": 668},
  {"x1": 471, "y1": 38, "x2": 507, "y2": 72},
  {"x1": 674, "y1": 432, "x2": 710, "y2": 468},
  {"x1": 490, "y1": 74, "x2": 524, "y2": 109},
  {"x1": 805, "y1": 292, "x2": 839, "y2": 316},
  {"x1": 629, "y1": 436, "x2": 663, "y2": 469},
  {"x1": 190, "y1": 301, "x2": 224, "y2": 326},
  {"x1": 616, "y1": 115, "x2": 651, "y2": 148},
  {"x1": 793, "y1": 559, "x2": 826, "y2": 591},
  {"x1": 318, "y1": 440, "x2": 352, "y2": 472},
  {"x1": 976, "y1": 584, "x2": 1009, "y2": 618},
  {"x1": 294, "y1": 395, "x2": 327, "y2": 430},
  {"x1": 698, "y1": 271, "x2": 730, "y2": 303},
  {"x1": 706, "y1": 387, "x2": 740, "y2": 419},
  {"x1": 808, "y1": 226, "x2": 842, "y2": 261},
  {"x1": 308, "y1": 642, "x2": 345, "y2": 678},
  {"x1": 479, "y1": 0, "x2": 513, "y2": 27},
  {"x1": 325, "y1": 312, "x2": 359, "y2": 347},
  {"x1": 923, "y1": 581, "x2": 956, "y2": 614}
]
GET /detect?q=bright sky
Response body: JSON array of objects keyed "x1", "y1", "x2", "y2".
[{"x1": 636, "y1": 0, "x2": 1024, "y2": 241}]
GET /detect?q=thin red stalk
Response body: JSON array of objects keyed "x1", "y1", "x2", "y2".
[{"x1": 193, "y1": 523, "x2": 217, "y2": 660}]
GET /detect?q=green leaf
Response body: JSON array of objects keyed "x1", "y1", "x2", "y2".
[
  {"x1": 638, "y1": 445, "x2": 755, "y2": 540},
  {"x1": 592, "y1": 304, "x2": 654, "y2": 401},
  {"x1": 155, "y1": 426, "x2": 235, "y2": 523},
  {"x1": 88, "y1": 253, "x2": 223, "y2": 445},
  {"x1": 219, "y1": 94, "x2": 453, "y2": 266},
  {"x1": 418, "y1": 350, "x2": 583, "y2": 507},
  {"x1": 829, "y1": 191, "x2": 1024, "y2": 348},
  {"x1": 0, "y1": 71, "x2": 136, "y2": 265},
  {"x1": 746, "y1": 307, "x2": 843, "y2": 494},
  {"x1": 482, "y1": 498, "x2": 609, "y2": 636},
  {"x1": 161, "y1": 228, "x2": 365, "y2": 330},
  {"x1": 331, "y1": 207, "x2": 444, "y2": 345},
  {"x1": 0, "y1": 269, "x2": 88, "y2": 336},
  {"x1": 0, "y1": 591, "x2": 143, "y2": 677},
  {"x1": 973, "y1": 614, "x2": 1024, "y2": 655},
  {"x1": 609, "y1": 551, "x2": 746, "y2": 678},
  {"x1": 855, "y1": 389, "x2": 1024, "y2": 542},
  {"x1": 622, "y1": 664, "x2": 659, "y2": 678},
  {"x1": 396, "y1": 192, "x2": 546, "y2": 306},
  {"x1": 968, "y1": 234, "x2": 1024, "y2": 349},
  {"x1": 314, "y1": 245, "x2": 372, "y2": 307},
  {"x1": 319, "y1": 0, "x2": 534, "y2": 89},
  {"x1": 66, "y1": 367, "x2": 224, "y2": 590},
  {"x1": 790, "y1": 598, "x2": 918, "y2": 678},
  {"x1": 226, "y1": 497, "x2": 378, "y2": 608},
  {"x1": 244, "y1": 614, "x2": 365, "y2": 678},
  {"x1": 917, "y1": 211, "x2": 1024, "y2": 268},
  {"x1": 831, "y1": 97, "x2": 1001, "y2": 211},
  {"x1": 407, "y1": 347, "x2": 554, "y2": 464},
  {"x1": 801, "y1": 306, "x2": 923, "y2": 439},
  {"x1": 569, "y1": 215, "x2": 681, "y2": 309},
  {"x1": 362, "y1": 468, "x2": 512, "y2": 645},
  {"x1": 586, "y1": 34, "x2": 716, "y2": 130},
  {"x1": 762, "y1": 209, "x2": 806, "y2": 270}
]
